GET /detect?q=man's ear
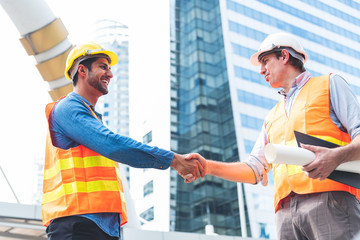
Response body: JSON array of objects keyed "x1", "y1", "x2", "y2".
[
  {"x1": 78, "y1": 65, "x2": 87, "y2": 76},
  {"x1": 281, "y1": 49, "x2": 290, "y2": 63}
]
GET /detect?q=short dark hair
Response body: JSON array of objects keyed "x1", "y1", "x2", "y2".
[
  {"x1": 72, "y1": 57, "x2": 98, "y2": 86},
  {"x1": 274, "y1": 50, "x2": 306, "y2": 73}
]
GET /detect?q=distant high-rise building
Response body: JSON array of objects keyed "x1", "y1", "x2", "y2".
[
  {"x1": 32, "y1": 153, "x2": 44, "y2": 204},
  {"x1": 130, "y1": 0, "x2": 360, "y2": 239},
  {"x1": 95, "y1": 20, "x2": 130, "y2": 136},
  {"x1": 93, "y1": 19, "x2": 131, "y2": 183}
]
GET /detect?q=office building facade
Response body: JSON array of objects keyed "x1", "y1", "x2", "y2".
[
  {"x1": 170, "y1": 0, "x2": 241, "y2": 236},
  {"x1": 169, "y1": 0, "x2": 360, "y2": 239}
]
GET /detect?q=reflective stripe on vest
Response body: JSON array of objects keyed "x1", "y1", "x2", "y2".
[
  {"x1": 42, "y1": 97, "x2": 127, "y2": 227},
  {"x1": 266, "y1": 74, "x2": 360, "y2": 212}
]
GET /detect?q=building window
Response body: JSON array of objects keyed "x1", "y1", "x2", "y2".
[
  {"x1": 240, "y1": 114, "x2": 263, "y2": 131},
  {"x1": 143, "y1": 131, "x2": 152, "y2": 144},
  {"x1": 259, "y1": 222, "x2": 270, "y2": 239},
  {"x1": 237, "y1": 88, "x2": 277, "y2": 109},
  {"x1": 244, "y1": 139, "x2": 256, "y2": 153},
  {"x1": 144, "y1": 180, "x2": 153, "y2": 197},
  {"x1": 140, "y1": 206, "x2": 154, "y2": 222}
]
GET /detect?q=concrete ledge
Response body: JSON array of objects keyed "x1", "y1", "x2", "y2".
[
  {"x1": 123, "y1": 227, "x2": 266, "y2": 240},
  {"x1": 0, "y1": 202, "x2": 42, "y2": 220}
]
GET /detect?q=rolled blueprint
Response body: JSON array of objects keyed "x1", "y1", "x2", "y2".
[{"x1": 265, "y1": 143, "x2": 360, "y2": 174}]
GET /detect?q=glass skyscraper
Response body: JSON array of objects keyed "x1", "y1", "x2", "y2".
[
  {"x1": 170, "y1": 0, "x2": 360, "y2": 239},
  {"x1": 170, "y1": 0, "x2": 241, "y2": 236}
]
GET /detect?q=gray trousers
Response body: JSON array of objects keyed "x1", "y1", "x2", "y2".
[{"x1": 276, "y1": 191, "x2": 360, "y2": 240}]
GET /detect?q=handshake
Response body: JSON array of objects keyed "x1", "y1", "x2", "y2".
[{"x1": 170, "y1": 153, "x2": 207, "y2": 183}]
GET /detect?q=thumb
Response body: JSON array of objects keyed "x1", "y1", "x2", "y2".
[
  {"x1": 184, "y1": 173, "x2": 195, "y2": 183},
  {"x1": 300, "y1": 143, "x2": 317, "y2": 152},
  {"x1": 185, "y1": 153, "x2": 196, "y2": 160},
  {"x1": 300, "y1": 144, "x2": 324, "y2": 157}
]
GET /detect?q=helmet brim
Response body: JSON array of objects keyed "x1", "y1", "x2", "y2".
[
  {"x1": 250, "y1": 52, "x2": 262, "y2": 66},
  {"x1": 65, "y1": 49, "x2": 119, "y2": 80},
  {"x1": 94, "y1": 50, "x2": 119, "y2": 67}
]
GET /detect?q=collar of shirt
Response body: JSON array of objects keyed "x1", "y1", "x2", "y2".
[
  {"x1": 68, "y1": 92, "x2": 99, "y2": 114},
  {"x1": 66, "y1": 92, "x2": 103, "y2": 123},
  {"x1": 278, "y1": 71, "x2": 312, "y2": 116},
  {"x1": 278, "y1": 71, "x2": 312, "y2": 97}
]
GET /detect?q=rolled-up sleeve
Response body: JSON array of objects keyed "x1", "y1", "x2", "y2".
[
  {"x1": 245, "y1": 123, "x2": 271, "y2": 186},
  {"x1": 329, "y1": 74, "x2": 360, "y2": 139}
]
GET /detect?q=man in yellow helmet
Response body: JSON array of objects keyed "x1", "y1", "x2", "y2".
[
  {"x1": 186, "y1": 32, "x2": 360, "y2": 239},
  {"x1": 43, "y1": 42, "x2": 205, "y2": 239}
]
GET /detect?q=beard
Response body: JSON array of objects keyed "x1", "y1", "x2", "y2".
[{"x1": 88, "y1": 75, "x2": 108, "y2": 95}]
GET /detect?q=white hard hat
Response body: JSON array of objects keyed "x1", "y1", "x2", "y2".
[{"x1": 250, "y1": 32, "x2": 308, "y2": 66}]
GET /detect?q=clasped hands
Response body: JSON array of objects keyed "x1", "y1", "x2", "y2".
[{"x1": 170, "y1": 153, "x2": 207, "y2": 183}]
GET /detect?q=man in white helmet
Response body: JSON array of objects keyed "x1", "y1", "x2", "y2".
[
  {"x1": 43, "y1": 42, "x2": 206, "y2": 240},
  {"x1": 186, "y1": 32, "x2": 360, "y2": 239}
]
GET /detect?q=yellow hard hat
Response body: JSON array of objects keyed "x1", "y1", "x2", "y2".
[{"x1": 64, "y1": 42, "x2": 119, "y2": 80}]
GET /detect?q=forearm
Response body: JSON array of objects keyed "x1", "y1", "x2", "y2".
[
  {"x1": 337, "y1": 134, "x2": 360, "y2": 164},
  {"x1": 105, "y1": 135, "x2": 174, "y2": 168},
  {"x1": 71, "y1": 124, "x2": 174, "y2": 168},
  {"x1": 53, "y1": 102, "x2": 173, "y2": 169},
  {"x1": 301, "y1": 134, "x2": 360, "y2": 180},
  {"x1": 207, "y1": 160, "x2": 256, "y2": 184}
]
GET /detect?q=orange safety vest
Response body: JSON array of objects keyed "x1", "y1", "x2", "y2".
[
  {"x1": 42, "y1": 97, "x2": 128, "y2": 227},
  {"x1": 266, "y1": 74, "x2": 360, "y2": 212}
]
